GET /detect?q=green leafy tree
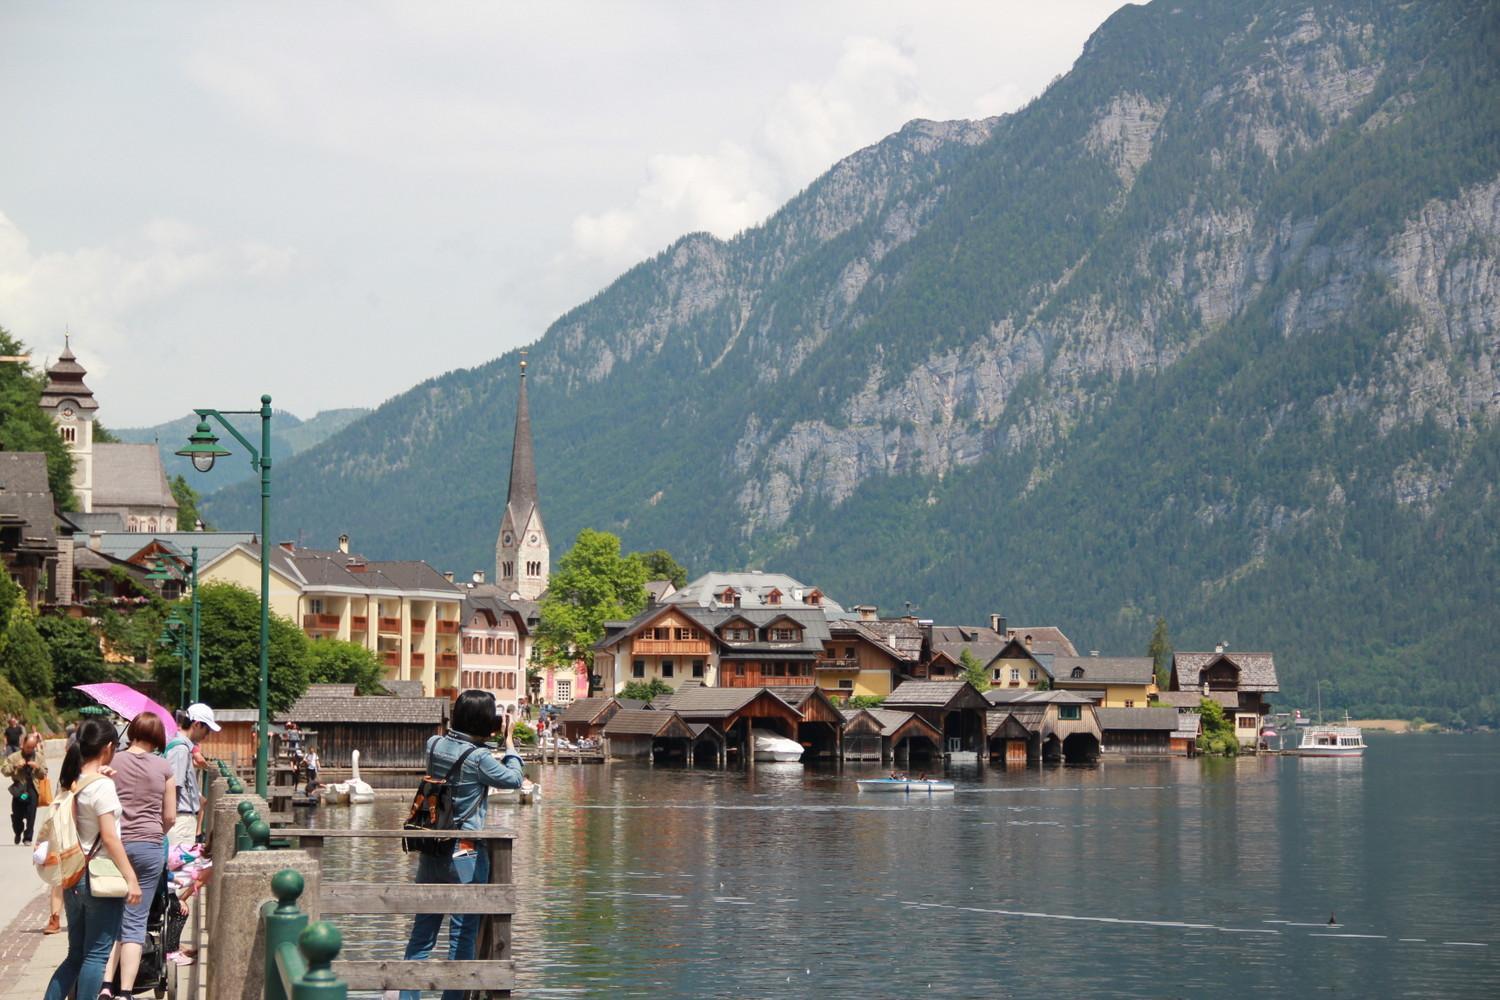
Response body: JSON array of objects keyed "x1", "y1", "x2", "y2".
[
  {"x1": 0, "y1": 326, "x2": 76, "y2": 510},
  {"x1": 958, "y1": 648, "x2": 990, "y2": 692},
  {"x1": 534, "y1": 529, "x2": 649, "y2": 691},
  {"x1": 846, "y1": 694, "x2": 887, "y2": 709},
  {"x1": 0, "y1": 572, "x2": 18, "y2": 640},
  {"x1": 170, "y1": 475, "x2": 209, "y2": 530},
  {"x1": 154, "y1": 582, "x2": 309, "y2": 711},
  {"x1": 305, "y1": 639, "x2": 384, "y2": 695},
  {"x1": 618, "y1": 678, "x2": 673, "y2": 702},
  {"x1": 1147, "y1": 617, "x2": 1172, "y2": 690},
  {"x1": 628, "y1": 549, "x2": 688, "y2": 588},
  {"x1": 37, "y1": 615, "x2": 109, "y2": 706},
  {"x1": 1196, "y1": 698, "x2": 1240, "y2": 756},
  {"x1": 1, "y1": 601, "x2": 54, "y2": 699}
]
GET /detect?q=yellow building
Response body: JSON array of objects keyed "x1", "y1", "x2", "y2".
[
  {"x1": 1050, "y1": 655, "x2": 1157, "y2": 707},
  {"x1": 201, "y1": 537, "x2": 464, "y2": 697},
  {"x1": 816, "y1": 613, "x2": 924, "y2": 701}
]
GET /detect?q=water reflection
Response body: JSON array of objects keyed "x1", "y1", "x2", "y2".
[{"x1": 302, "y1": 737, "x2": 1498, "y2": 998}]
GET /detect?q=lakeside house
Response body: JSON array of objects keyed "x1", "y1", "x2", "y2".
[
  {"x1": 817, "y1": 607, "x2": 925, "y2": 701},
  {"x1": 459, "y1": 585, "x2": 530, "y2": 715},
  {"x1": 763, "y1": 685, "x2": 847, "y2": 758},
  {"x1": 1168, "y1": 646, "x2": 1280, "y2": 749},
  {"x1": 883, "y1": 680, "x2": 992, "y2": 755}
]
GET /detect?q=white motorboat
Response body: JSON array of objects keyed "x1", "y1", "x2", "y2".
[
  {"x1": 857, "y1": 778, "x2": 955, "y2": 793},
  {"x1": 752, "y1": 729, "x2": 804, "y2": 762},
  {"x1": 1293, "y1": 725, "x2": 1366, "y2": 757}
]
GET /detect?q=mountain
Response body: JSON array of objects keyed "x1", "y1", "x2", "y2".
[
  {"x1": 206, "y1": 0, "x2": 1500, "y2": 725},
  {"x1": 117, "y1": 408, "x2": 370, "y2": 493}
]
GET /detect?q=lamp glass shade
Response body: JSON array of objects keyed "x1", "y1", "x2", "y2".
[{"x1": 176, "y1": 419, "x2": 232, "y2": 474}]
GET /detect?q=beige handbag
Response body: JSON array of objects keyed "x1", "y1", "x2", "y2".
[{"x1": 87, "y1": 855, "x2": 128, "y2": 898}]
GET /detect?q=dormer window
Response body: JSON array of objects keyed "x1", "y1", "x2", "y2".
[
  {"x1": 1071, "y1": 666, "x2": 1085, "y2": 679},
  {"x1": 770, "y1": 627, "x2": 799, "y2": 642},
  {"x1": 805, "y1": 589, "x2": 822, "y2": 606},
  {"x1": 722, "y1": 626, "x2": 751, "y2": 642},
  {"x1": 765, "y1": 588, "x2": 782, "y2": 605}
]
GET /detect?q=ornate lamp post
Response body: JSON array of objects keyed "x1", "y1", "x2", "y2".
[
  {"x1": 176, "y1": 396, "x2": 273, "y2": 797},
  {"x1": 147, "y1": 546, "x2": 202, "y2": 704}
]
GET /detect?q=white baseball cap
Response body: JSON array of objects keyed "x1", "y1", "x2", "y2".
[{"x1": 186, "y1": 703, "x2": 221, "y2": 732}]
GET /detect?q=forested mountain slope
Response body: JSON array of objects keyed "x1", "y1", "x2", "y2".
[{"x1": 207, "y1": 0, "x2": 1500, "y2": 724}]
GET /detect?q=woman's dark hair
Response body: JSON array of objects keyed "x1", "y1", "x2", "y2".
[
  {"x1": 451, "y1": 690, "x2": 499, "y2": 739},
  {"x1": 60, "y1": 718, "x2": 119, "y2": 789},
  {"x1": 127, "y1": 711, "x2": 168, "y2": 752}
]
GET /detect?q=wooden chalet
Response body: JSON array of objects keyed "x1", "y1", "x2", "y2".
[
  {"x1": 278, "y1": 688, "x2": 447, "y2": 768},
  {"x1": 666, "y1": 685, "x2": 803, "y2": 762},
  {"x1": 559, "y1": 697, "x2": 624, "y2": 742},
  {"x1": 983, "y1": 689, "x2": 1102, "y2": 762},
  {"x1": 1095, "y1": 707, "x2": 1179, "y2": 756},
  {"x1": 765, "y1": 685, "x2": 846, "y2": 757},
  {"x1": 602, "y1": 709, "x2": 699, "y2": 761},
  {"x1": 883, "y1": 680, "x2": 991, "y2": 755},
  {"x1": 839, "y1": 708, "x2": 943, "y2": 762},
  {"x1": 1169, "y1": 648, "x2": 1279, "y2": 750},
  {"x1": 715, "y1": 609, "x2": 831, "y2": 688}
]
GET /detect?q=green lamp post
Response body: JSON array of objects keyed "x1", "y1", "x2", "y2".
[
  {"x1": 147, "y1": 547, "x2": 203, "y2": 704},
  {"x1": 176, "y1": 396, "x2": 273, "y2": 797}
]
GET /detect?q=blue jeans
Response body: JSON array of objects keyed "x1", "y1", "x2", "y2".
[
  {"x1": 400, "y1": 847, "x2": 490, "y2": 1000},
  {"x1": 43, "y1": 875, "x2": 125, "y2": 1000}
]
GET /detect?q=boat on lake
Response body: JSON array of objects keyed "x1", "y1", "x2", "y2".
[
  {"x1": 1292, "y1": 725, "x2": 1366, "y2": 757},
  {"x1": 857, "y1": 778, "x2": 955, "y2": 793},
  {"x1": 752, "y1": 729, "x2": 804, "y2": 762}
]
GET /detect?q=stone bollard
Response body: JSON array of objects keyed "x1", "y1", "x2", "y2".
[
  {"x1": 207, "y1": 791, "x2": 268, "y2": 935},
  {"x1": 206, "y1": 848, "x2": 320, "y2": 1000}
]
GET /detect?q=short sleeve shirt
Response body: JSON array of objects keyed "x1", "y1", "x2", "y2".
[
  {"x1": 75, "y1": 776, "x2": 123, "y2": 854},
  {"x1": 114, "y1": 750, "x2": 174, "y2": 843}
]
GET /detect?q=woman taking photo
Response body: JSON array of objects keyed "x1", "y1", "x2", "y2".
[
  {"x1": 101, "y1": 712, "x2": 177, "y2": 1000},
  {"x1": 398, "y1": 690, "x2": 524, "y2": 1000},
  {"x1": 43, "y1": 718, "x2": 142, "y2": 1000}
]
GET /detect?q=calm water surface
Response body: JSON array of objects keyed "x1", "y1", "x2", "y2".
[{"x1": 308, "y1": 733, "x2": 1499, "y2": 998}]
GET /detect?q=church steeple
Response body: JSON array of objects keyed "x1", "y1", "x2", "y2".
[{"x1": 495, "y1": 352, "x2": 549, "y2": 600}]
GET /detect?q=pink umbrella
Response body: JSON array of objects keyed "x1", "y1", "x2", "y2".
[{"x1": 74, "y1": 683, "x2": 179, "y2": 739}]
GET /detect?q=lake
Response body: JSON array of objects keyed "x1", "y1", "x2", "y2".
[{"x1": 306, "y1": 733, "x2": 1499, "y2": 998}]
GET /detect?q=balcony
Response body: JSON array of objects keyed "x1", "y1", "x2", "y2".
[
  {"x1": 378, "y1": 617, "x2": 402, "y2": 635},
  {"x1": 302, "y1": 613, "x2": 340, "y2": 632},
  {"x1": 411, "y1": 652, "x2": 425, "y2": 668},
  {"x1": 436, "y1": 620, "x2": 460, "y2": 636},
  {"x1": 816, "y1": 657, "x2": 860, "y2": 671},
  {"x1": 434, "y1": 686, "x2": 458, "y2": 701},
  {"x1": 438, "y1": 652, "x2": 458, "y2": 669},
  {"x1": 410, "y1": 619, "x2": 426, "y2": 635},
  {"x1": 382, "y1": 651, "x2": 401, "y2": 668},
  {"x1": 632, "y1": 638, "x2": 711, "y2": 656},
  {"x1": 350, "y1": 615, "x2": 369, "y2": 632}
]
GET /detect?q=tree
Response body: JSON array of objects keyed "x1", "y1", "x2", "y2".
[
  {"x1": 170, "y1": 475, "x2": 209, "y2": 530},
  {"x1": 0, "y1": 326, "x2": 76, "y2": 510},
  {"x1": 154, "y1": 582, "x2": 309, "y2": 711},
  {"x1": 618, "y1": 678, "x2": 673, "y2": 702},
  {"x1": 534, "y1": 530, "x2": 649, "y2": 685},
  {"x1": 958, "y1": 648, "x2": 990, "y2": 692},
  {"x1": 846, "y1": 694, "x2": 886, "y2": 709},
  {"x1": 38, "y1": 615, "x2": 109, "y2": 707},
  {"x1": 1196, "y1": 698, "x2": 1240, "y2": 756},
  {"x1": 628, "y1": 549, "x2": 688, "y2": 588},
  {"x1": 1, "y1": 601, "x2": 54, "y2": 699},
  {"x1": 1148, "y1": 617, "x2": 1173, "y2": 690},
  {"x1": 305, "y1": 640, "x2": 385, "y2": 695}
]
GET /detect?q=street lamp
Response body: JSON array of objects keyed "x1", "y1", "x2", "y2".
[
  {"x1": 176, "y1": 395, "x2": 273, "y2": 797},
  {"x1": 148, "y1": 547, "x2": 202, "y2": 704}
]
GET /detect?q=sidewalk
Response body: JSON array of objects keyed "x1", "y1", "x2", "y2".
[{"x1": 0, "y1": 739, "x2": 69, "y2": 998}]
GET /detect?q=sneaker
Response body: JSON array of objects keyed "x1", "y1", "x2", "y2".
[{"x1": 166, "y1": 952, "x2": 194, "y2": 966}]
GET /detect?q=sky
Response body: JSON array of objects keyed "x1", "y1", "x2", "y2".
[{"x1": 0, "y1": 1, "x2": 1127, "y2": 427}]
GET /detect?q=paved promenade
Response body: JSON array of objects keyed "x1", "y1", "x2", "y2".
[{"x1": 0, "y1": 740, "x2": 68, "y2": 999}]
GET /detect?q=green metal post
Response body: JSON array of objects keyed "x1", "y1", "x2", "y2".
[
  {"x1": 292, "y1": 922, "x2": 347, "y2": 1000},
  {"x1": 257, "y1": 394, "x2": 273, "y2": 798},
  {"x1": 190, "y1": 545, "x2": 202, "y2": 703},
  {"x1": 263, "y1": 870, "x2": 308, "y2": 1000},
  {"x1": 237, "y1": 801, "x2": 256, "y2": 852}
]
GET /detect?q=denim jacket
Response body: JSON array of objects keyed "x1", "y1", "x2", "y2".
[{"x1": 423, "y1": 732, "x2": 525, "y2": 831}]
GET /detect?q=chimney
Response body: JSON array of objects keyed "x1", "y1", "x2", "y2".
[
  {"x1": 1214, "y1": 642, "x2": 1224, "y2": 654},
  {"x1": 338, "y1": 533, "x2": 350, "y2": 554},
  {"x1": 472, "y1": 570, "x2": 486, "y2": 584},
  {"x1": 1024, "y1": 634, "x2": 1033, "y2": 647},
  {"x1": 856, "y1": 604, "x2": 877, "y2": 622},
  {"x1": 279, "y1": 540, "x2": 295, "y2": 553},
  {"x1": 89, "y1": 530, "x2": 104, "y2": 551},
  {"x1": 443, "y1": 571, "x2": 455, "y2": 583},
  {"x1": 990, "y1": 614, "x2": 1006, "y2": 635}
]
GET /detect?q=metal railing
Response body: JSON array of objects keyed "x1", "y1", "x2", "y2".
[{"x1": 263, "y1": 869, "x2": 347, "y2": 1000}]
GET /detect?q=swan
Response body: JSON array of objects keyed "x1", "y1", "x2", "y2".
[{"x1": 347, "y1": 748, "x2": 375, "y2": 804}]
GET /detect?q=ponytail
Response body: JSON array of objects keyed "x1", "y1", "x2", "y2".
[{"x1": 60, "y1": 717, "x2": 119, "y2": 789}]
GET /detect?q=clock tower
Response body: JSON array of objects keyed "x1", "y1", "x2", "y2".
[
  {"x1": 38, "y1": 336, "x2": 98, "y2": 512},
  {"x1": 495, "y1": 353, "x2": 549, "y2": 601}
]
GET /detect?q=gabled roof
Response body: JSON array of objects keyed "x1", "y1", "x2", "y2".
[
  {"x1": 1005, "y1": 626, "x2": 1078, "y2": 658},
  {"x1": 986, "y1": 711, "x2": 1033, "y2": 740},
  {"x1": 832, "y1": 618, "x2": 925, "y2": 662},
  {"x1": 92, "y1": 444, "x2": 178, "y2": 510},
  {"x1": 0, "y1": 452, "x2": 57, "y2": 552},
  {"x1": 1095, "y1": 707, "x2": 1179, "y2": 732},
  {"x1": 1171, "y1": 651, "x2": 1279, "y2": 693},
  {"x1": 763, "y1": 685, "x2": 843, "y2": 724},
  {"x1": 667, "y1": 685, "x2": 800, "y2": 721},
  {"x1": 1052, "y1": 656, "x2": 1154, "y2": 686},
  {"x1": 984, "y1": 689, "x2": 1095, "y2": 706},
  {"x1": 603, "y1": 709, "x2": 694, "y2": 739},
  {"x1": 885, "y1": 680, "x2": 990, "y2": 711},
  {"x1": 666, "y1": 571, "x2": 847, "y2": 617},
  {"x1": 560, "y1": 697, "x2": 617, "y2": 725},
  {"x1": 278, "y1": 694, "x2": 447, "y2": 724}
]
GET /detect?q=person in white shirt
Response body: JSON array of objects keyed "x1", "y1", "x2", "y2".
[
  {"x1": 41, "y1": 718, "x2": 142, "y2": 1000},
  {"x1": 165, "y1": 703, "x2": 219, "y2": 848}
]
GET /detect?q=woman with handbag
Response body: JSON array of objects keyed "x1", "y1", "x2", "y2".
[
  {"x1": 42, "y1": 718, "x2": 142, "y2": 1000},
  {"x1": 100, "y1": 712, "x2": 176, "y2": 1000}
]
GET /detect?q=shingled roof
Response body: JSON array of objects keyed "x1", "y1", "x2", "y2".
[
  {"x1": 667, "y1": 686, "x2": 799, "y2": 720},
  {"x1": 833, "y1": 618, "x2": 924, "y2": 662},
  {"x1": 278, "y1": 695, "x2": 447, "y2": 724},
  {"x1": 1053, "y1": 656, "x2": 1154, "y2": 685},
  {"x1": 886, "y1": 680, "x2": 990, "y2": 711},
  {"x1": 92, "y1": 444, "x2": 178, "y2": 510},
  {"x1": 603, "y1": 709, "x2": 694, "y2": 739},
  {"x1": 560, "y1": 697, "x2": 617, "y2": 725},
  {"x1": 1095, "y1": 707, "x2": 1180, "y2": 732},
  {"x1": 1171, "y1": 651, "x2": 1279, "y2": 693}
]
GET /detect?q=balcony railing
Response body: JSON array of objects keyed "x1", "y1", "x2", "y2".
[
  {"x1": 438, "y1": 652, "x2": 458, "y2": 669},
  {"x1": 632, "y1": 638, "x2": 711, "y2": 656},
  {"x1": 350, "y1": 615, "x2": 369, "y2": 632},
  {"x1": 377, "y1": 617, "x2": 402, "y2": 634},
  {"x1": 816, "y1": 657, "x2": 860, "y2": 671},
  {"x1": 410, "y1": 619, "x2": 427, "y2": 635},
  {"x1": 382, "y1": 651, "x2": 400, "y2": 667},
  {"x1": 302, "y1": 613, "x2": 340, "y2": 632},
  {"x1": 411, "y1": 653, "x2": 425, "y2": 668},
  {"x1": 434, "y1": 686, "x2": 458, "y2": 701},
  {"x1": 436, "y1": 620, "x2": 460, "y2": 635}
]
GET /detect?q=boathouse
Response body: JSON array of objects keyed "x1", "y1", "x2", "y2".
[
  {"x1": 559, "y1": 696, "x2": 624, "y2": 742},
  {"x1": 984, "y1": 690, "x2": 1102, "y2": 762},
  {"x1": 840, "y1": 708, "x2": 943, "y2": 762},
  {"x1": 1095, "y1": 707, "x2": 1179, "y2": 756},
  {"x1": 666, "y1": 685, "x2": 803, "y2": 761},
  {"x1": 277, "y1": 687, "x2": 447, "y2": 768},
  {"x1": 765, "y1": 684, "x2": 846, "y2": 757},
  {"x1": 883, "y1": 680, "x2": 991, "y2": 755},
  {"x1": 602, "y1": 709, "x2": 698, "y2": 760}
]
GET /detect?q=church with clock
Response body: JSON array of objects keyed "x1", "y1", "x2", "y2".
[{"x1": 495, "y1": 353, "x2": 549, "y2": 602}]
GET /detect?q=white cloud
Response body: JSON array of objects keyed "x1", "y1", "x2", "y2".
[{"x1": 568, "y1": 36, "x2": 934, "y2": 269}]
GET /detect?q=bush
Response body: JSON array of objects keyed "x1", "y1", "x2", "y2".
[
  {"x1": 2, "y1": 603, "x2": 54, "y2": 699},
  {"x1": 846, "y1": 695, "x2": 887, "y2": 709},
  {"x1": 1196, "y1": 698, "x2": 1240, "y2": 756},
  {"x1": 619, "y1": 678, "x2": 674, "y2": 702},
  {"x1": 511, "y1": 721, "x2": 537, "y2": 746}
]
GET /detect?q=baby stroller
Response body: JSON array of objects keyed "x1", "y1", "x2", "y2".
[{"x1": 109, "y1": 870, "x2": 189, "y2": 999}]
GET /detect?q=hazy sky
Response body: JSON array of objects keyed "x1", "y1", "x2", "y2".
[{"x1": 1, "y1": 2, "x2": 1125, "y2": 426}]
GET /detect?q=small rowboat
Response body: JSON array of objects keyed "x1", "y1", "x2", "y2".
[{"x1": 856, "y1": 778, "x2": 955, "y2": 793}]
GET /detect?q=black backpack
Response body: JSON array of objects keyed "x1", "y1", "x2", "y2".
[{"x1": 402, "y1": 741, "x2": 481, "y2": 857}]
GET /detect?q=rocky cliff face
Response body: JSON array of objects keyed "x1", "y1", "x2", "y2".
[{"x1": 207, "y1": 0, "x2": 1500, "y2": 722}]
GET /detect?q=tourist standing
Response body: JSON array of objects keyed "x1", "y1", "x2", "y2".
[
  {"x1": 165, "y1": 704, "x2": 218, "y2": 849},
  {"x1": 3, "y1": 716, "x2": 22, "y2": 755},
  {"x1": 3, "y1": 732, "x2": 48, "y2": 844},
  {"x1": 398, "y1": 690, "x2": 524, "y2": 1000},
  {"x1": 101, "y1": 712, "x2": 177, "y2": 1000},
  {"x1": 41, "y1": 718, "x2": 142, "y2": 1000},
  {"x1": 303, "y1": 745, "x2": 320, "y2": 794}
]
